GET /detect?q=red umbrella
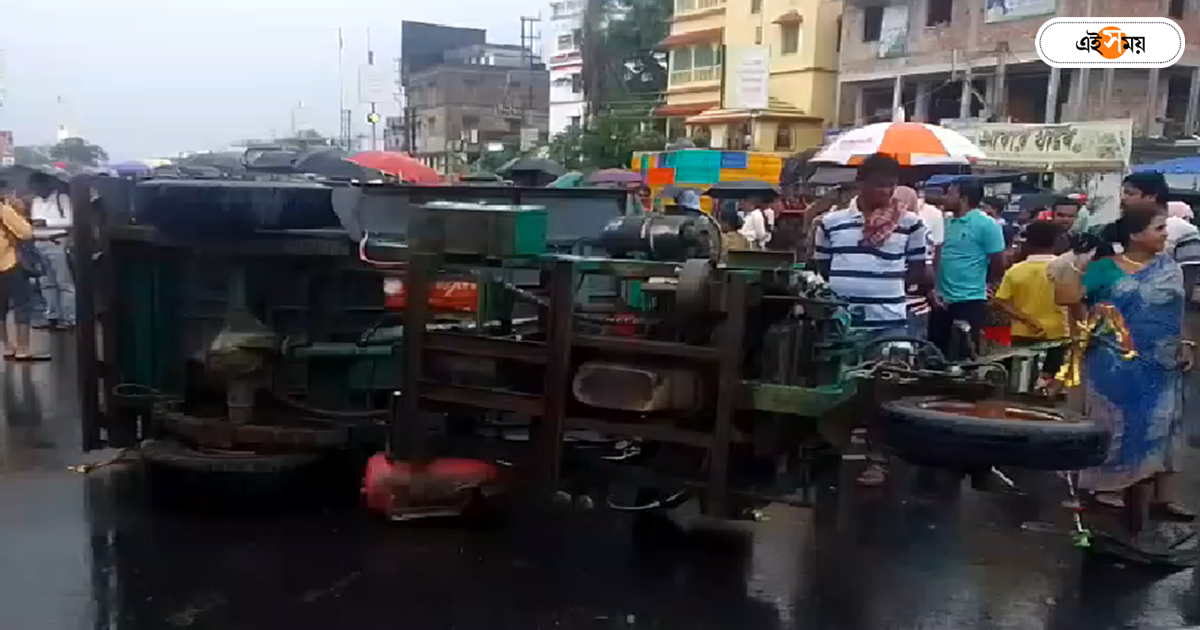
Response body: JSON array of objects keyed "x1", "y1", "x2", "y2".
[{"x1": 348, "y1": 151, "x2": 441, "y2": 184}]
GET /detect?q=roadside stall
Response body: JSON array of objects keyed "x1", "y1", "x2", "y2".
[{"x1": 631, "y1": 149, "x2": 784, "y2": 214}]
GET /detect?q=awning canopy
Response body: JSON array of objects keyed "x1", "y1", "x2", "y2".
[
  {"x1": 654, "y1": 101, "x2": 720, "y2": 117},
  {"x1": 684, "y1": 97, "x2": 822, "y2": 124},
  {"x1": 658, "y1": 27, "x2": 724, "y2": 48},
  {"x1": 772, "y1": 9, "x2": 803, "y2": 24}
]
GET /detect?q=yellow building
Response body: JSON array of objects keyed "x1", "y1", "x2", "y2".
[{"x1": 656, "y1": 0, "x2": 842, "y2": 155}]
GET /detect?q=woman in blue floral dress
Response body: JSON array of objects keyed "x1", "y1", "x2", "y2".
[{"x1": 1059, "y1": 210, "x2": 1195, "y2": 520}]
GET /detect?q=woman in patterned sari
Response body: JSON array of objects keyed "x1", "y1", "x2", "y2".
[{"x1": 1058, "y1": 209, "x2": 1195, "y2": 521}]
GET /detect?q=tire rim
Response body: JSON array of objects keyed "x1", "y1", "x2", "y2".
[{"x1": 917, "y1": 400, "x2": 1069, "y2": 423}]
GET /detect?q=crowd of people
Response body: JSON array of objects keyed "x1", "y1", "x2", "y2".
[
  {"x1": 803, "y1": 155, "x2": 1197, "y2": 520},
  {"x1": 0, "y1": 171, "x2": 76, "y2": 361}
]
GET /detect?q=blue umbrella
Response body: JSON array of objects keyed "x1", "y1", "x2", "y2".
[
  {"x1": 112, "y1": 161, "x2": 151, "y2": 176},
  {"x1": 1130, "y1": 156, "x2": 1200, "y2": 175}
]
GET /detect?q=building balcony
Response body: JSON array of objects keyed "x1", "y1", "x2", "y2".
[
  {"x1": 672, "y1": 0, "x2": 726, "y2": 20},
  {"x1": 669, "y1": 65, "x2": 721, "y2": 85},
  {"x1": 674, "y1": 0, "x2": 725, "y2": 11}
]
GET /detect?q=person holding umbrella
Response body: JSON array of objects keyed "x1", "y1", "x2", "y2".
[
  {"x1": 814, "y1": 153, "x2": 931, "y2": 332},
  {"x1": 738, "y1": 195, "x2": 772, "y2": 249}
]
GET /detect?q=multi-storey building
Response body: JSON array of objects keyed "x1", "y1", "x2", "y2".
[
  {"x1": 657, "y1": 0, "x2": 843, "y2": 154},
  {"x1": 543, "y1": 0, "x2": 587, "y2": 135},
  {"x1": 406, "y1": 44, "x2": 549, "y2": 173},
  {"x1": 836, "y1": 0, "x2": 1200, "y2": 136}
]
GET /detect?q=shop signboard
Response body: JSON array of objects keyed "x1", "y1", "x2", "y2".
[{"x1": 941, "y1": 119, "x2": 1133, "y2": 168}]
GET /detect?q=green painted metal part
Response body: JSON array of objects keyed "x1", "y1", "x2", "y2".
[
  {"x1": 412, "y1": 203, "x2": 549, "y2": 259},
  {"x1": 288, "y1": 343, "x2": 400, "y2": 392},
  {"x1": 290, "y1": 343, "x2": 396, "y2": 358},
  {"x1": 740, "y1": 380, "x2": 859, "y2": 417},
  {"x1": 117, "y1": 244, "x2": 184, "y2": 397}
]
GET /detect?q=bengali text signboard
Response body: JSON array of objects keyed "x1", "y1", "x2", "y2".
[{"x1": 941, "y1": 119, "x2": 1133, "y2": 168}]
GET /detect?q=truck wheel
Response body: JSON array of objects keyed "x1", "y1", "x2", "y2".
[
  {"x1": 879, "y1": 396, "x2": 1109, "y2": 471},
  {"x1": 140, "y1": 439, "x2": 334, "y2": 512}
]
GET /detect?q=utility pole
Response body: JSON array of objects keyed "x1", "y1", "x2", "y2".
[
  {"x1": 519, "y1": 16, "x2": 541, "y2": 150},
  {"x1": 367, "y1": 29, "x2": 379, "y2": 152},
  {"x1": 337, "y1": 28, "x2": 345, "y2": 149}
]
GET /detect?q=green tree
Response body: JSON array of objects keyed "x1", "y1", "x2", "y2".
[
  {"x1": 549, "y1": 113, "x2": 664, "y2": 170},
  {"x1": 581, "y1": 0, "x2": 670, "y2": 114},
  {"x1": 13, "y1": 145, "x2": 52, "y2": 167},
  {"x1": 473, "y1": 144, "x2": 521, "y2": 174},
  {"x1": 569, "y1": 0, "x2": 669, "y2": 165},
  {"x1": 49, "y1": 137, "x2": 108, "y2": 166}
]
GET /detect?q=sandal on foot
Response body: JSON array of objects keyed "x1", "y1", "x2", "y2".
[
  {"x1": 12, "y1": 353, "x2": 51, "y2": 362},
  {"x1": 1151, "y1": 502, "x2": 1197, "y2": 522},
  {"x1": 857, "y1": 463, "x2": 888, "y2": 487},
  {"x1": 2, "y1": 350, "x2": 15, "y2": 359}
]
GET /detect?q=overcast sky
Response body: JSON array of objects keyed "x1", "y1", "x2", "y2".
[{"x1": 0, "y1": 0, "x2": 543, "y2": 160}]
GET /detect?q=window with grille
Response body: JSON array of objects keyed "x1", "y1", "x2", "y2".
[
  {"x1": 781, "y1": 24, "x2": 800, "y2": 54},
  {"x1": 693, "y1": 44, "x2": 718, "y2": 81},
  {"x1": 669, "y1": 44, "x2": 720, "y2": 84}
]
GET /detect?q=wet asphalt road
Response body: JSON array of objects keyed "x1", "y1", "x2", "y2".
[{"x1": 5, "y1": 334, "x2": 1200, "y2": 630}]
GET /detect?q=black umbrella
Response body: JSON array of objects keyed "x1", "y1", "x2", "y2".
[
  {"x1": 704, "y1": 180, "x2": 780, "y2": 200},
  {"x1": 245, "y1": 150, "x2": 297, "y2": 173},
  {"x1": 241, "y1": 147, "x2": 379, "y2": 180},
  {"x1": 806, "y1": 167, "x2": 857, "y2": 187},
  {"x1": 461, "y1": 171, "x2": 504, "y2": 182},
  {"x1": 178, "y1": 165, "x2": 224, "y2": 179},
  {"x1": 497, "y1": 157, "x2": 566, "y2": 177},
  {"x1": 177, "y1": 152, "x2": 247, "y2": 176},
  {"x1": 294, "y1": 149, "x2": 380, "y2": 180}
]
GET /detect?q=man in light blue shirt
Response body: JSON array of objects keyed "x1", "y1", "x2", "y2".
[{"x1": 930, "y1": 177, "x2": 1007, "y2": 355}]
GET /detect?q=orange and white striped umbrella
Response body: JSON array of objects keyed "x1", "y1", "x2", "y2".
[{"x1": 812, "y1": 122, "x2": 985, "y2": 166}]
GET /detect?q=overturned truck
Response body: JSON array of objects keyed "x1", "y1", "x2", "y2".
[{"x1": 72, "y1": 175, "x2": 1108, "y2": 521}]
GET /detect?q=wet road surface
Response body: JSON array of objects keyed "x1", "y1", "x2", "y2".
[{"x1": 5, "y1": 334, "x2": 1200, "y2": 630}]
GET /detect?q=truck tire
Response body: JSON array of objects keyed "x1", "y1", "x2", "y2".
[
  {"x1": 140, "y1": 439, "x2": 341, "y2": 512},
  {"x1": 141, "y1": 439, "x2": 321, "y2": 472},
  {"x1": 879, "y1": 396, "x2": 1109, "y2": 471}
]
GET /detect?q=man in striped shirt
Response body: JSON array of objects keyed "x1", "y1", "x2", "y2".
[{"x1": 813, "y1": 154, "x2": 932, "y2": 334}]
